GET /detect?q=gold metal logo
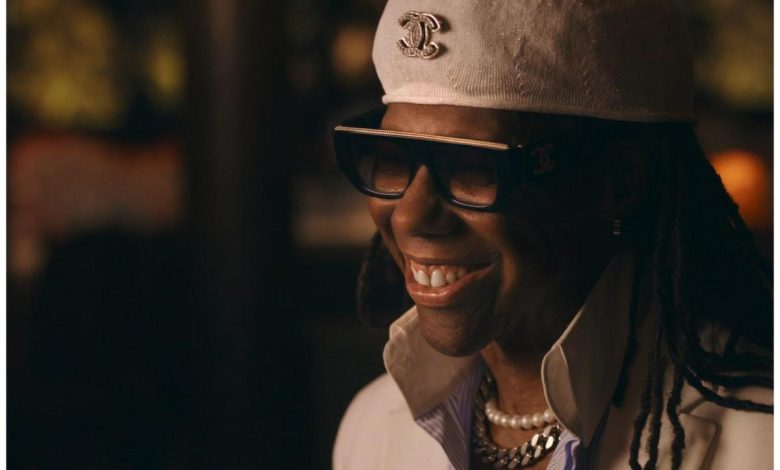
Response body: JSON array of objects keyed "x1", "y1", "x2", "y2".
[{"x1": 397, "y1": 11, "x2": 442, "y2": 59}]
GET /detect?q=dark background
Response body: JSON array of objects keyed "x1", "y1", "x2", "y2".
[{"x1": 7, "y1": 0, "x2": 772, "y2": 468}]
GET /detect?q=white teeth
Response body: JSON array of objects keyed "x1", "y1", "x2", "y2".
[
  {"x1": 411, "y1": 262, "x2": 474, "y2": 288},
  {"x1": 416, "y1": 270, "x2": 431, "y2": 287},
  {"x1": 445, "y1": 271, "x2": 457, "y2": 284},
  {"x1": 430, "y1": 269, "x2": 446, "y2": 287}
]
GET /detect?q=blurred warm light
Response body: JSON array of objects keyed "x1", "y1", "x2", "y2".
[
  {"x1": 8, "y1": 0, "x2": 127, "y2": 129},
  {"x1": 142, "y1": 21, "x2": 186, "y2": 111},
  {"x1": 9, "y1": 134, "x2": 184, "y2": 280},
  {"x1": 330, "y1": 23, "x2": 374, "y2": 87},
  {"x1": 709, "y1": 150, "x2": 771, "y2": 229},
  {"x1": 693, "y1": 0, "x2": 772, "y2": 110}
]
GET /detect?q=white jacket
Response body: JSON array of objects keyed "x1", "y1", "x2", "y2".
[{"x1": 334, "y1": 253, "x2": 773, "y2": 470}]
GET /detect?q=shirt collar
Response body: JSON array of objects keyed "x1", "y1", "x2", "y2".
[{"x1": 383, "y1": 250, "x2": 634, "y2": 446}]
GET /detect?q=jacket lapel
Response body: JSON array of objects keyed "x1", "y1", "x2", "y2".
[
  {"x1": 593, "y1": 388, "x2": 718, "y2": 470},
  {"x1": 657, "y1": 413, "x2": 719, "y2": 470}
]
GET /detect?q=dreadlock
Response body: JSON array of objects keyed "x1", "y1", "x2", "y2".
[{"x1": 613, "y1": 123, "x2": 773, "y2": 469}]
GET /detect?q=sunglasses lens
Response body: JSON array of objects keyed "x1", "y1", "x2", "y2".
[
  {"x1": 335, "y1": 127, "x2": 509, "y2": 208},
  {"x1": 349, "y1": 136, "x2": 410, "y2": 194},
  {"x1": 432, "y1": 146, "x2": 499, "y2": 206}
]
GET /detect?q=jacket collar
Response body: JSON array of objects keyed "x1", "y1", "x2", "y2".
[{"x1": 383, "y1": 250, "x2": 634, "y2": 446}]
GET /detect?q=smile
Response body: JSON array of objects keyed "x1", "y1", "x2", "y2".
[
  {"x1": 405, "y1": 257, "x2": 500, "y2": 309},
  {"x1": 409, "y1": 261, "x2": 474, "y2": 287}
]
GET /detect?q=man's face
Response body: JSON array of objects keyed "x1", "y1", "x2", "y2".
[{"x1": 369, "y1": 103, "x2": 615, "y2": 357}]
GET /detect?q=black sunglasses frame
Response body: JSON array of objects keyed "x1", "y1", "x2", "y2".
[{"x1": 332, "y1": 108, "x2": 585, "y2": 212}]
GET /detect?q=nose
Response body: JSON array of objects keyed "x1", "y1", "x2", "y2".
[{"x1": 392, "y1": 165, "x2": 459, "y2": 237}]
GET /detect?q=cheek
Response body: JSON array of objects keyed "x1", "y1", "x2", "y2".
[
  {"x1": 504, "y1": 187, "x2": 598, "y2": 264},
  {"x1": 455, "y1": 213, "x2": 544, "y2": 310},
  {"x1": 494, "y1": 189, "x2": 607, "y2": 315},
  {"x1": 496, "y1": 220, "x2": 551, "y2": 298},
  {"x1": 489, "y1": 202, "x2": 579, "y2": 308}
]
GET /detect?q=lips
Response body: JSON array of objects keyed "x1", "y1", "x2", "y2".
[{"x1": 404, "y1": 257, "x2": 500, "y2": 309}]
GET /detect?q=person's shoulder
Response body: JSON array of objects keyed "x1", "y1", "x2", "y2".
[
  {"x1": 333, "y1": 373, "x2": 450, "y2": 469},
  {"x1": 332, "y1": 373, "x2": 409, "y2": 470},
  {"x1": 341, "y1": 373, "x2": 407, "y2": 420}
]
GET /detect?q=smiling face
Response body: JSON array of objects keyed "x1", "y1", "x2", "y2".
[{"x1": 369, "y1": 103, "x2": 620, "y2": 357}]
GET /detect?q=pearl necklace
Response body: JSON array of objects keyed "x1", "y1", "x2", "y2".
[
  {"x1": 472, "y1": 374, "x2": 562, "y2": 468},
  {"x1": 485, "y1": 399, "x2": 556, "y2": 430}
]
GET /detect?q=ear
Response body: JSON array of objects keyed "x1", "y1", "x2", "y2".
[{"x1": 593, "y1": 136, "x2": 651, "y2": 222}]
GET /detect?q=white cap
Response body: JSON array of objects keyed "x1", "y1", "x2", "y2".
[{"x1": 372, "y1": 0, "x2": 695, "y2": 122}]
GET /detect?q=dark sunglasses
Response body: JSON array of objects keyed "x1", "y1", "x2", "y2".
[{"x1": 332, "y1": 108, "x2": 586, "y2": 212}]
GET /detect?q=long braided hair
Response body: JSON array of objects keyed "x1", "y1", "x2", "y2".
[
  {"x1": 354, "y1": 121, "x2": 772, "y2": 469},
  {"x1": 613, "y1": 123, "x2": 772, "y2": 469}
]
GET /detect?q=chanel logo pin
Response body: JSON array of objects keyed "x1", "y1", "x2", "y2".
[{"x1": 397, "y1": 11, "x2": 443, "y2": 59}]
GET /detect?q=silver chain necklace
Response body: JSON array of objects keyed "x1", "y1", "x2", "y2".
[{"x1": 472, "y1": 374, "x2": 562, "y2": 468}]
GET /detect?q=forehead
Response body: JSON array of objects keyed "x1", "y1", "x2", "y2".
[{"x1": 380, "y1": 103, "x2": 578, "y2": 143}]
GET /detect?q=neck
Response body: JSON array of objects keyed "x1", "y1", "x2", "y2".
[{"x1": 480, "y1": 342, "x2": 548, "y2": 415}]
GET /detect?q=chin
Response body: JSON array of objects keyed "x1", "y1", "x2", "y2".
[{"x1": 416, "y1": 304, "x2": 495, "y2": 357}]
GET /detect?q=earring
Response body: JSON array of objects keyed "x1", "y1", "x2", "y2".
[{"x1": 612, "y1": 219, "x2": 622, "y2": 236}]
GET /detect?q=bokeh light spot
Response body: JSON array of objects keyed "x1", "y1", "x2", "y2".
[{"x1": 709, "y1": 150, "x2": 771, "y2": 229}]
